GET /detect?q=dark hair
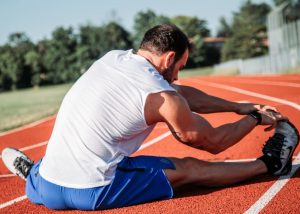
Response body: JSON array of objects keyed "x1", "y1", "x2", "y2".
[{"x1": 139, "y1": 24, "x2": 191, "y2": 62}]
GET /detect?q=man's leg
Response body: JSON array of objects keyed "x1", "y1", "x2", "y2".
[
  {"x1": 165, "y1": 120, "x2": 300, "y2": 189},
  {"x1": 164, "y1": 157, "x2": 267, "y2": 189}
]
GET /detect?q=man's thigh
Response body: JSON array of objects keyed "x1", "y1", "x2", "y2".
[
  {"x1": 96, "y1": 155, "x2": 177, "y2": 209},
  {"x1": 164, "y1": 157, "x2": 212, "y2": 188}
]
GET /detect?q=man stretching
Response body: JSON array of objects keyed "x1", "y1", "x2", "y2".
[{"x1": 2, "y1": 24, "x2": 299, "y2": 210}]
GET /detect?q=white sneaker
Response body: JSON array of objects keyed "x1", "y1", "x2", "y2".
[{"x1": 2, "y1": 148, "x2": 34, "y2": 180}]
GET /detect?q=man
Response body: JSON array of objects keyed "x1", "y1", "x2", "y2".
[{"x1": 2, "y1": 24, "x2": 299, "y2": 210}]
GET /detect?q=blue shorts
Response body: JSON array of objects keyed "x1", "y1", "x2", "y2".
[{"x1": 26, "y1": 156, "x2": 176, "y2": 210}]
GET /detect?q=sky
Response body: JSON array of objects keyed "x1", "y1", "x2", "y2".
[{"x1": 0, "y1": 0, "x2": 274, "y2": 45}]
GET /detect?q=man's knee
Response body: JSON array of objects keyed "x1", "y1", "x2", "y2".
[{"x1": 165, "y1": 157, "x2": 211, "y2": 187}]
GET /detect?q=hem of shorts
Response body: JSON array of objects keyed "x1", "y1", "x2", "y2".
[
  {"x1": 39, "y1": 172, "x2": 113, "y2": 189},
  {"x1": 161, "y1": 169, "x2": 174, "y2": 199}
]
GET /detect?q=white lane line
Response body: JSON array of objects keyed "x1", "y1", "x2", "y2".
[
  {"x1": 0, "y1": 195, "x2": 27, "y2": 209},
  {"x1": 0, "y1": 115, "x2": 56, "y2": 137},
  {"x1": 0, "y1": 141, "x2": 48, "y2": 159},
  {"x1": 190, "y1": 80, "x2": 300, "y2": 111},
  {"x1": 236, "y1": 100, "x2": 251, "y2": 103},
  {"x1": 0, "y1": 174, "x2": 15, "y2": 178},
  {"x1": 230, "y1": 79, "x2": 300, "y2": 88},
  {"x1": 19, "y1": 141, "x2": 48, "y2": 153},
  {"x1": 244, "y1": 153, "x2": 300, "y2": 214},
  {"x1": 139, "y1": 131, "x2": 171, "y2": 150}
]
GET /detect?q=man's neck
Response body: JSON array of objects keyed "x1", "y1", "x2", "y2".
[{"x1": 136, "y1": 49, "x2": 164, "y2": 73}]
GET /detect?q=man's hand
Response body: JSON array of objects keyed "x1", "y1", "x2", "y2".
[
  {"x1": 236, "y1": 103, "x2": 278, "y2": 115},
  {"x1": 258, "y1": 110, "x2": 288, "y2": 131}
]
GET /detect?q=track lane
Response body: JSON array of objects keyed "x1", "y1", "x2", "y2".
[
  {"x1": 260, "y1": 169, "x2": 300, "y2": 213},
  {"x1": 0, "y1": 74, "x2": 300, "y2": 213}
]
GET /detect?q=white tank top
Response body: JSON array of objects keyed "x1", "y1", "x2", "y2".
[{"x1": 39, "y1": 50, "x2": 176, "y2": 188}]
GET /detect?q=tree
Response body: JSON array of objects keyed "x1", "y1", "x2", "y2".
[
  {"x1": 102, "y1": 22, "x2": 133, "y2": 51},
  {"x1": 171, "y1": 16, "x2": 210, "y2": 38},
  {"x1": 25, "y1": 50, "x2": 41, "y2": 87},
  {"x1": 77, "y1": 22, "x2": 133, "y2": 74},
  {"x1": 78, "y1": 24, "x2": 104, "y2": 61},
  {"x1": 171, "y1": 16, "x2": 210, "y2": 67},
  {"x1": 42, "y1": 26, "x2": 78, "y2": 84},
  {"x1": 0, "y1": 45, "x2": 17, "y2": 90},
  {"x1": 133, "y1": 10, "x2": 171, "y2": 49},
  {"x1": 217, "y1": 17, "x2": 232, "y2": 37},
  {"x1": 221, "y1": 0, "x2": 271, "y2": 61},
  {"x1": 0, "y1": 32, "x2": 36, "y2": 90}
]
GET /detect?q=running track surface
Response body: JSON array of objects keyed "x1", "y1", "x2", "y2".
[{"x1": 0, "y1": 75, "x2": 300, "y2": 214}]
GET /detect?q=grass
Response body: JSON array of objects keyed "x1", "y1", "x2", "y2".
[
  {"x1": 0, "y1": 84, "x2": 72, "y2": 132},
  {"x1": 282, "y1": 66, "x2": 300, "y2": 74},
  {"x1": 179, "y1": 66, "x2": 214, "y2": 78}
]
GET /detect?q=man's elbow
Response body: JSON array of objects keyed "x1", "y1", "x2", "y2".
[
  {"x1": 181, "y1": 130, "x2": 226, "y2": 155},
  {"x1": 197, "y1": 136, "x2": 225, "y2": 155},
  {"x1": 206, "y1": 145, "x2": 224, "y2": 154}
]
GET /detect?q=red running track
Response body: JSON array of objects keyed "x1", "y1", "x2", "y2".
[{"x1": 0, "y1": 74, "x2": 300, "y2": 213}]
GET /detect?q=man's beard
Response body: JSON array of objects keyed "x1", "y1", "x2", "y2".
[{"x1": 161, "y1": 62, "x2": 176, "y2": 84}]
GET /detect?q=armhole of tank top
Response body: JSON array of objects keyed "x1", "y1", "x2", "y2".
[{"x1": 142, "y1": 88, "x2": 176, "y2": 127}]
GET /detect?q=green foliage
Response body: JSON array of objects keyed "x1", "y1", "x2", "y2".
[
  {"x1": 25, "y1": 50, "x2": 40, "y2": 86},
  {"x1": 132, "y1": 11, "x2": 211, "y2": 68},
  {"x1": 171, "y1": 15, "x2": 210, "y2": 38},
  {"x1": 0, "y1": 33, "x2": 36, "y2": 90},
  {"x1": 0, "y1": 83, "x2": 72, "y2": 132},
  {"x1": 42, "y1": 26, "x2": 78, "y2": 84},
  {"x1": 179, "y1": 66, "x2": 214, "y2": 77},
  {"x1": 133, "y1": 10, "x2": 171, "y2": 49},
  {"x1": 171, "y1": 16, "x2": 211, "y2": 68},
  {"x1": 221, "y1": 0, "x2": 271, "y2": 61},
  {"x1": 78, "y1": 22, "x2": 132, "y2": 69},
  {"x1": 217, "y1": 17, "x2": 232, "y2": 37}
]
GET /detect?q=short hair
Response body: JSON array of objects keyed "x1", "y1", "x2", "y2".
[{"x1": 139, "y1": 24, "x2": 191, "y2": 62}]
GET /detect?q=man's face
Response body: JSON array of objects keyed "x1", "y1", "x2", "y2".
[{"x1": 161, "y1": 49, "x2": 189, "y2": 84}]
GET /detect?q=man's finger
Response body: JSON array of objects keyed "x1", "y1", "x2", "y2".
[
  {"x1": 274, "y1": 112, "x2": 288, "y2": 121},
  {"x1": 264, "y1": 124, "x2": 275, "y2": 131},
  {"x1": 262, "y1": 106, "x2": 278, "y2": 112}
]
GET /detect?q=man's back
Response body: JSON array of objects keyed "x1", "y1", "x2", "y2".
[{"x1": 39, "y1": 50, "x2": 176, "y2": 188}]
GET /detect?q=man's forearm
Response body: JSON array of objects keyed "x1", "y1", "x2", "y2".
[
  {"x1": 184, "y1": 114, "x2": 258, "y2": 154},
  {"x1": 174, "y1": 84, "x2": 239, "y2": 114},
  {"x1": 209, "y1": 115, "x2": 258, "y2": 153}
]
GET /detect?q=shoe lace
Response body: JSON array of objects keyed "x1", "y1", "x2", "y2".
[
  {"x1": 263, "y1": 133, "x2": 285, "y2": 159},
  {"x1": 13, "y1": 157, "x2": 33, "y2": 178}
]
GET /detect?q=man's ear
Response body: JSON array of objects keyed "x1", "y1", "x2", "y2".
[{"x1": 164, "y1": 51, "x2": 176, "y2": 68}]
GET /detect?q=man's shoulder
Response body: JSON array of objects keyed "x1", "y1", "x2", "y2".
[
  {"x1": 102, "y1": 49, "x2": 130, "y2": 59},
  {"x1": 147, "y1": 90, "x2": 185, "y2": 106}
]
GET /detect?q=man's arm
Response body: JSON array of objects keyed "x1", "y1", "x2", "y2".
[
  {"x1": 172, "y1": 84, "x2": 277, "y2": 114},
  {"x1": 144, "y1": 91, "x2": 286, "y2": 154}
]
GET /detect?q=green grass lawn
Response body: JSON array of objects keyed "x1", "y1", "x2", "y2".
[
  {"x1": 0, "y1": 84, "x2": 72, "y2": 132},
  {"x1": 179, "y1": 66, "x2": 214, "y2": 78}
]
